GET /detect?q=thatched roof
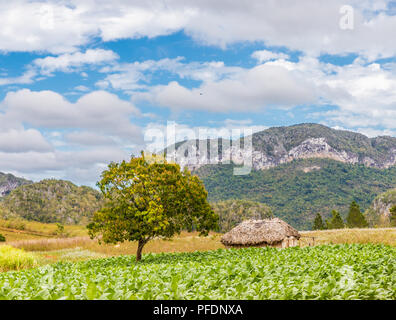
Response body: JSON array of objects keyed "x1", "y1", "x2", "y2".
[{"x1": 221, "y1": 218, "x2": 300, "y2": 246}]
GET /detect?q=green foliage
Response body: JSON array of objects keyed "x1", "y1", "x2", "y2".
[
  {"x1": 0, "y1": 233, "x2": 5, "y2": 242},
  {"x1": 2, "y1": 179, "x2": 103, "y2": 224},
  {"x1": 365, "y1": 188, "x2": 396, "y2": 227},
  {"x1": 211, "y1": 200, "x2": 273, "y2": 232},
  {"x1": 195, "y1": 158, "x2": 396, "y2": 229},
  {"x1": 0, "y1": 244, "x2": 395, "y2": 299},
  {"x1": 54, "y1": 223, "x2": 66, "y2": 237},
  {"x1": 313, "y1": 213, "x2": 326, "y2": 230},
  {"x1": 326, "y1": 210, "x2": 345, "y2": 229},
  {"x1": 390, "y1": 206, "x2": 396, "y2": 227},
  {"x1": 346, "y1": 201, "x2": 368, "y2": 228},
  {"x1": 0, "y1": 245, "x2": 38, "y2": 272},
  {"x1": 87, "y1": 153, "x2": 219, "y2": 261}
]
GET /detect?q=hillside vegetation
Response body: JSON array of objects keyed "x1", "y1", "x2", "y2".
[
  {"x1": 251, "y1": 123, "x2": 396, "y2": 164},
  {"x1": 211, "y1": 199, "x2": 273, "y2": 232},
  {"x1": 196, "y1": 158, "x2": 396, "y2": 229},
  {"x1": 365, "y1": 188, "x2": 396, "y2": 227},
  {"x1": 2, "y1": 179, "x2": 103, "y2": 224}
]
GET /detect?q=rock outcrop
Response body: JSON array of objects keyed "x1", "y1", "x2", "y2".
[
  {"x1": 0, "y1": 172, "x2": 31, "y2": 197},
  {"x1": 166, "y1": 124, "x2": 396, "y2": 172}
]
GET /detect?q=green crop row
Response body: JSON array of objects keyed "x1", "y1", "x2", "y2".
[{"x1": 0, "y1": 244, "x2": 395, "y2": 300}]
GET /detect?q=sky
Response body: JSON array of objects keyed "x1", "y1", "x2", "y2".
[{"x1": 1, "y1": 0, "x2": 396, "y2": 186}]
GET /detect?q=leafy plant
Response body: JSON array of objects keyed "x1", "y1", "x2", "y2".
[
  {"x1": 87, "y1": 153, "x2": 219, "y2": 261},
  {"x1": 0, "y1": 244, "x2": 394, "y2": 299},
  {"x1": 0, "y1": 233, "x2": 5, "y2": 242},
  {"x1": 0, "y1": 245, "x2": 38, "y2": 272}
]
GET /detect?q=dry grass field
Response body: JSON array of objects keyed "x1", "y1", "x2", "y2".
[
  {"x1": 300, "y1": 227, "x2": 396, "y2": 247},
  {"x1": 1, "y1": 218, "x2": 395, "y2": 271}
]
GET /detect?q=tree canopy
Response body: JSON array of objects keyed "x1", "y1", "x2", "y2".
[
  {"x1": 346, "y1": 201, "x2": 368, "y2": 228},
  {"x1": 390, "y1": 206, "x2": 396, "y2": 227},
  {"x1": 87, "y1": 153, "x2": 218, "y2": 261},
  {"x1": 326, "y1": 210, "x2": 345, "y2": 229},
  {"x1": 312, "y1": 213, "x2": 326, "y2": 230}
]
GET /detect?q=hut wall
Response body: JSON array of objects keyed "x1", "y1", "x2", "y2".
[{"x1": 281, "y1": 236, "x2": 298, "y2": 248}]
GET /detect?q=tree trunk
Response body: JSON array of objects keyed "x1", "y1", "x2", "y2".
[{"x1": 136, "y1": 239, "x2": 146, "y2": 262}]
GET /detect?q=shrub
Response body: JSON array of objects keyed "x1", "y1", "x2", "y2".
[
  {"x1": 0, "y1": 245, "x2": 39, "y2": 272},
  {"x1": 0, "y1": 233, "x2": 5, "y2": 242}
]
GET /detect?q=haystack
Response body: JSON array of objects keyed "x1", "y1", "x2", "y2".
[{"x1": 221, "y1": 218, "x2": 301, "y2": 248}]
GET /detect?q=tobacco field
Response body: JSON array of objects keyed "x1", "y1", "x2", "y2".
[{"x1": 0, "y1": 244, "x2": 395, "y2": 300}]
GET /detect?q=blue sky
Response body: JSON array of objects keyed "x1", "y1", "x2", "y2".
[{"x1": 1, "y1": 0, "x2": 396, "y2": 185}]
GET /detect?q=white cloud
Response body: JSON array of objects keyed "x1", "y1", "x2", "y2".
[
  {"x1": 97, "y1": 57, "x2": 242, "y2": 91},
  {"x1": 252, "y1": 50, "x2": 290, "y2": 63},
  {"x1": 34, "y1": 49, "x2": 119, "y2": 75},
  {"x1": 0, "y1": 89, "x2": 142, "y2": 139},
  {"x1": 135, "y1": 61, "x2": 317, "y2": 112},
  {"x1": 1, "y1": 1, "x2": 396, "y2": 60},
  {"x1": 65, "y1": 131, "x2": 117, "y2": 146},
  {"x1": 0, "y1": 147, "x2": 129, "y2": 184},
  {"x1": 0, "y1": 89, "x2": 145, "y2": 184},
  {"x1": 0, "y1": 68, "x2": 36, "y2": 86},
  {"x1": 0, "y1": 129, "x2": 52, "y2": 153}
]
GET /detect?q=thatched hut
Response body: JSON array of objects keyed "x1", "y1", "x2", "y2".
[{"x1": 221, "y1": 218, "x2": 301, "y2": 248}]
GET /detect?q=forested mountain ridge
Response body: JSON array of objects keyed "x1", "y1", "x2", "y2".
[
  {"x1": 167, "y1": 123, "x2": 396, "y2": 172},
  {"x1": 1, "y1": 179, "x2": 103, "y2": 224},
  {"x1": 196, "y1": 158, "x2": 396, "y2": 229}
]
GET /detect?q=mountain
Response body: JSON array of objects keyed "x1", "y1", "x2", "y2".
[
  {"x1": 2, "y1": 179, "x2": 103, "y2": 224},
  {"x1": 0, "y1": 172, "x2": 32, "y2": 197},
  {"x1": 167, "y1": 123, "x2": 396, "y2": 171},
  {"x1": 211, "y1": 199, "x2": 273, "y2": 233},
  {"x1": 166, "y1": 123, "x2": 396, "y2": 230},
  {"x1": 365, "y1": 188, "x2": 396, "y2": 227}
]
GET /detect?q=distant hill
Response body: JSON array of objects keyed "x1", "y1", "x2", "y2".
[
  {"x1": 0, "y1": 172, "x2": 32, "y2": 197},
  {"x1": 196, "y1": 158, "x2": 396, "y2": 230},
  {"x1": 365, "y1": 188, "x2": 396, "y2": 227},
  {"x1": 167, "y1": 123, "x2": 396, "y2": 171},
  {"x1": 2, "y1": 179, "x2": 103, "y2": 224},
  {"x1": 163, "y1": 123, "x2": 396, "y2": 230},
  {"x1": 211, "y1": 199, "x2": 273, "y2": 233}
]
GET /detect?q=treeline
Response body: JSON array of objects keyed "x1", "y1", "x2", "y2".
[{"x1": 312, "y1": 201, "x2": 372, "y2": 230}]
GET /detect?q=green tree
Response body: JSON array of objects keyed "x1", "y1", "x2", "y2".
[
  {"x1": 87, "y1": 153, "x2": 219, "y2": 261},
  {"x1": 0, "y1": 233, "x2": 5, "y2": 242},
  {"x1": 312, "y1": 213, "x2": 326, "y2": 230},
  {"x1": 327, "y1": 210, "x2": 345, "y2": 229},
  {"x1": 390, "y1": 206, "x2": 396, "y2": 227},
  {"x1": 346, "y1": 201, "x2": 368, "y2": 228}
]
